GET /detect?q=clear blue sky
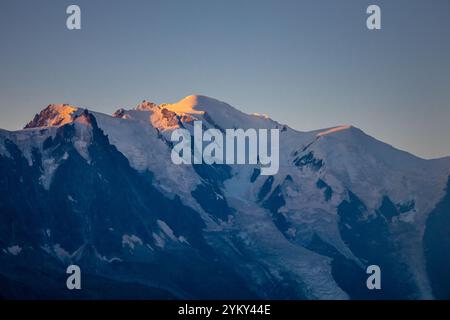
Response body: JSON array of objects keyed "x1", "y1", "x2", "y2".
[{"x1": 0, "y1": 0, "x2": 449, "y2": 159}]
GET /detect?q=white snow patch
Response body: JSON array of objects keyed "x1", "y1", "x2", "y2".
[
  {"x1": 7, "y1": 245, "x2": 22, "y2": 255},
  {"x1": 397, "y1": 211, "x2": 416, "y2": 223},
  {"x1": 252, "y1": 113, "x2": 270, "y2": 120},
  {"x1": 73, "y1": 121, "x2": 93, "y2": 161},
  {"x1": 0, "y1": 138, "x2": 8, "y2": 158},
  {"x1": 53, "y1": 244, "x2": 71, "y2": 259},
  {"x1": 96, "y1": 252, "x2": 122, "y2": 263},
  {"x1": 39, "y1": 158, "x2": 59, "y2": 190},
  {"x1": 122, "y1": 234, "x2": 143, "y2": 250},
  {"x1": 152, "y1": 232, "x2": 165, "y2": 248},
  {"x1": 178, "y1": 236, "x2": 189, "y2": 244},
  {"x1": 286, "y1": 227, "x2": 297, "y2": 237}
]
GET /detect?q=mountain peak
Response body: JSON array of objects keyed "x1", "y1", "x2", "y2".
[
  {"x1": 24, "y1": 104, "x2": 81, "y2": 129},
  {"x1": 135, "y1": 100, "x2": 159, "y2": 111},
  {"x1": 161, "y1": 94, "x2": 225, "y2": 115}
]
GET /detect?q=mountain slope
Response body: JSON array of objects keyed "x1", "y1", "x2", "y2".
[{"x1": 1, "y1": 95, "x2": 449, "y2": 299}]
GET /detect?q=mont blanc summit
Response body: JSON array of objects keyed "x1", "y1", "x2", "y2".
[{"x1": 0, "y1": 95, "x2": 449, "y2": 299}]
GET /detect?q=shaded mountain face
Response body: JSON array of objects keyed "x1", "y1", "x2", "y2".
[{"x1": 0, "y1": 96, "x2": 449, "y2": 299}]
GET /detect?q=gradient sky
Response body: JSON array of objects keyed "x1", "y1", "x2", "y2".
[{"x1": 0, "y1": 0, "x2": 449, "y2": 159}]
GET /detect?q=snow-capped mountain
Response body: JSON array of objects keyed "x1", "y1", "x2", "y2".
[{"x1": 0, "y1": 95, "x2": 449, "y2": 299}]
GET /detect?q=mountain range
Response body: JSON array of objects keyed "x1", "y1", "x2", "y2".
[{"x1": 0, "y1": 95, "x2": 449, "y2": 299}]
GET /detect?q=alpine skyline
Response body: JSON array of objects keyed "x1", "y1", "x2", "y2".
[{"x1": 0, "y1": 0, "x2": 450, "y2": 159}]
